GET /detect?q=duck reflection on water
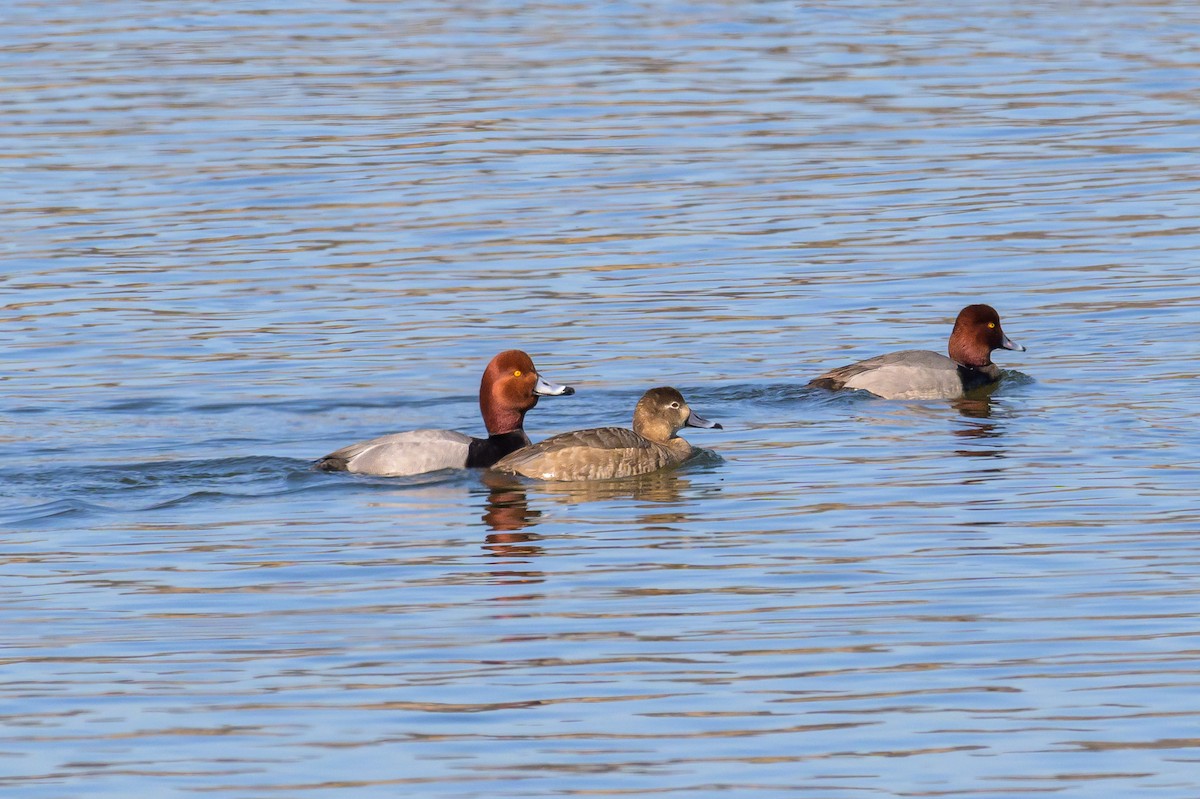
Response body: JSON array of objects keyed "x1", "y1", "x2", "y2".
[{"x1": 481, "y1": 467, "x2": 705, "y2": 535}]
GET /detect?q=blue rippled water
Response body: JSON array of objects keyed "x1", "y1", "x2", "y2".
[{"x1": 2, "y1": 1, "x2": 1200, "y2": 797}]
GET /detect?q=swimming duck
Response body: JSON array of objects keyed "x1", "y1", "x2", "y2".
[
  {"x1": 491, "y1": 386, "x2": 721, "y2": 481},
  {"x1": 809, "y1": 304, "x2": 1025, "y2": 400},
  {"x1": 316, "y1": 350, "x2": 573, "y2": 476}
]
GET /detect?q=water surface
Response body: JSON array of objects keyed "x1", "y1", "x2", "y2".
[{"x1": 3, "y1": 1, "x2": 1200, "y2": 797}]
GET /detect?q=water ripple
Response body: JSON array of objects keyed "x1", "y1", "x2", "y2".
[{"x1": 2, "y1": 1, "x2": 1199, "y2": 798}]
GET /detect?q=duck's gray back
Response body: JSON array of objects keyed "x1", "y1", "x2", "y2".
[
  {"x1": 316, "y1": 429, "x2": 473, "y2": 476},
  {"x1": 493, "y1": 426, "x2": 684, "y2": 481},
  {"x1": 814, "y1": 349, "x2": 969, "y2": 400}
]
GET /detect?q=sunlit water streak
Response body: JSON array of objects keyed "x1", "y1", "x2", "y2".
[{"x1": 2, "y1": 1, "x2": 1200, "y2": 797}]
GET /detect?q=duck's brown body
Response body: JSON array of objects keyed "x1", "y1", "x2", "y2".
[
  {"x1": 494, "y1": 427, "x2": 694, "y2": 481},
  {"x1": 492, "y1": 387, "x2": 721, "y2": 482}
]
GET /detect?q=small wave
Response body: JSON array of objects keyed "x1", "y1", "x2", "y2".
[
  {"x1": 700, "y1": 382, "x2": 866, "y2": 406},
  {"x1": 0, "y1": 456, "x2": 499, "y2": 524},
  {"x1": 0, "y1": 457, "x2": 314, "y2": 519},
  {"x1": 0, "y1": 498, "x2": 111, "y2": 526},
  {"x1": 92, "y1": 397, "x2": 181, "y2": 413},
  {"x1": 189, "y1": 394, "x2": 472, "y2": 414}
]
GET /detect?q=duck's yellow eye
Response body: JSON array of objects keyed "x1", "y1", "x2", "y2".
[
  {"x1": 513, "y1": 370, "x2": 522, "y2": 377},
  {"x1": 987, "y1": 322, "x2": 996, "y2": 329}
]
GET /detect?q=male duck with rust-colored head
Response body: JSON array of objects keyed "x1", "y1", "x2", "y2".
[
  {"x1": 491, "y1": 386, "x2": 722, "y2": 482},
  {"x1": 315, "y1": 350, "x2": 574, "y2": 476},
  {"x1": 809, "y1": 304, "x2": 1026, "y2": 400}
]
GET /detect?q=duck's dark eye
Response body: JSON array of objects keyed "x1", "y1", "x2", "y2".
[{"x1": 669, "y1": 402, "x2": 680, "y2": 409}]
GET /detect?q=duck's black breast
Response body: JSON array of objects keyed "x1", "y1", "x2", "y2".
[
  {"x1": 467, "y1": 430, "x2": 532, "y2": 468},
  {"x1": 956, "y1": 363, "x2": 1002, "y2": 393}
]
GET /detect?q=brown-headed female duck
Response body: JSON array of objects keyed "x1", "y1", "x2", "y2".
[
  {"x1": 491, "y1": 386, "x2": 721, "y2": 482},
  {"x1": 809, "y1": 304, "x2": 1026, "y2": 400},
  {"x1": 315, "y1": 350, "x2": 573, "y2": 476}
]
